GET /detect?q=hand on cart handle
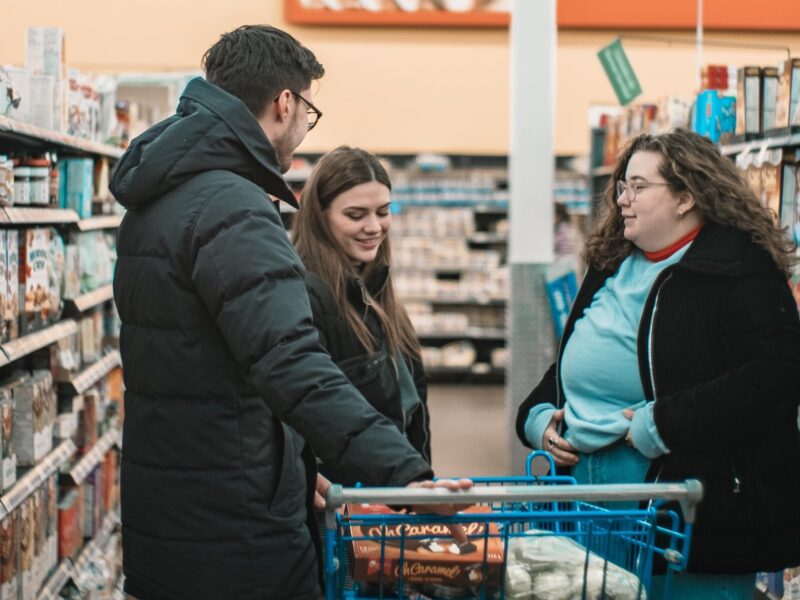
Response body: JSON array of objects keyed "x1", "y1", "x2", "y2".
[
  {"x1": 405, "y1": 477, "x2": 474, "y2": 516},
  {"x1": 314, "y1": 473, "x2": 332, "y2": 510},
  {"x1": 542, "y1": 409, "x2": 579, "y2": 467}
]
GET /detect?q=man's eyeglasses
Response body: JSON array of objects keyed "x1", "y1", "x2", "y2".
[
  {"x1": 291, "y1": 91, "x2": 322, "y2": 131},
  {"x1": 616, "y1": 179, "x2": 670, "y2": 201}
]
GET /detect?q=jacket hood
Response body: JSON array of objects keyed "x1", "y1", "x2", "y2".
[{"x1": 110, "y1": 77, "x2": 297, "y2": 209}]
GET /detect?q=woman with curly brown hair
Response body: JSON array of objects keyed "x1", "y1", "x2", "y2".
[{"x1": 516, "y1": 129, "x2": 800, "y2": 598}]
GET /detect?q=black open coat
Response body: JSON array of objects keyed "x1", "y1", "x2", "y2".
[
  {"x1": 516, "y1": 223, "x2": 800, "y2": 574},
  {"x1": 304, "y1": 267, "x2": 432, "y2": 486}
]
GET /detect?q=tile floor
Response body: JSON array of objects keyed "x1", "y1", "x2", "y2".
[{"x1": 426, "y1": 384, "x2": 511, "y2": 478}]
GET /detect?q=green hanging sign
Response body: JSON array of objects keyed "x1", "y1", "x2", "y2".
[{"x1": 597, "y1": 38, "x2": 642, "y2": 106}]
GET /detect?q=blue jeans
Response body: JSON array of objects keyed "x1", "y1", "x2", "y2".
[{"x1": 571, "y1": 442, "x2": 754, "y2": 600}]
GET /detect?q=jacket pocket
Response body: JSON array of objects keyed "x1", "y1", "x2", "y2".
[
  {"x1": 269, "y1": 422, "x2": 306, "y2": 517},
  {"x1": 335, "y1": 351, "x2": 401, "y2": 424}
]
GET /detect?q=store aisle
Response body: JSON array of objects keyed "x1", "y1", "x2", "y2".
[{"x1": 426, "y1": 384, "x2": 511, "y2": 478}]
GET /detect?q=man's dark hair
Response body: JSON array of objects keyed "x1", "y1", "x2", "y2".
[{"x1": 202, "y1": 25, "x2": 324, "y2": 119}]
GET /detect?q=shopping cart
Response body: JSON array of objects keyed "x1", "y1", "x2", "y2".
[{"x1": 323, "y1": 452, "x2": 703, "y2": 600}]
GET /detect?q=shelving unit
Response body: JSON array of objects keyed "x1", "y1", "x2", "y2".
[
  {"x1": 0, "y1": 319, "x2": 79, "y2": 366},
  {"x1": 0, "y1": 115, "x2": 124, "y2": 159},
  {"x1": 2, "y1": 207, "x2": 79, "y2": 224},
  {"x1": 0, "y1": 112, "x2": 124, "y2": 600},
  {"x1": 65, "y1": 428, "x2": 120, "y2": 486},
  {"x1": 77, "y1": 214, "x2": 123, "y2": 231},
  {"x1": 61, "y1": 350, "x2": 121, "y2": 395},
  {"x1": 64, "y1": 284, "x2": 114, "y2": 314},
  {"x1": 72, "y1": 511, "x2": 121, "y2": 593},
  {"x1": 36, "y1": 559, "x2": 74, "y2": 600},
  {"x1": 0, "y1": 439, "x2": 76, "y2": 518}
]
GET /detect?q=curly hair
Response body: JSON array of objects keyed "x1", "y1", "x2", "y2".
[{"x1": 584, "y1": 129, "x2": 796, "y2": 274}]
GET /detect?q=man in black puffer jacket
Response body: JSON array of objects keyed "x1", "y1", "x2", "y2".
[{"x1": 111, "y1": 26, "x2": 451, "y2": 600}]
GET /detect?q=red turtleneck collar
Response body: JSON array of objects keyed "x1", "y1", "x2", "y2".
[{"x1": 644, "y1": 226, "x2": 703, "y2": 262}]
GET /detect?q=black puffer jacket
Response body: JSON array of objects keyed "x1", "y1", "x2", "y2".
[
  {"x1": 516, "y1": 223, "x2": 800, "y2": 574},
  {"x1": 111, "y1": 78, "x2": 432, "y2": 600},
  {"x1": 304, "y1": 267, "x2": 432, "y2": 485}
]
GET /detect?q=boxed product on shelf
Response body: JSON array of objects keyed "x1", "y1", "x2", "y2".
[
  {"x1": 10, "y1": 371, "x2": 55, "y2": 467},
  {"x1": 781, "y1": 160, "x2": 799, "y2": 246},
  {"x1": 0, "y1": 509, "x2": 19, "y2": 600},
  {"x1": 26, "y1": 75, "x2": 55, "y2": 132},
  {"x1": 490, "y1": 347, "x2": 507, "y2": 369},
  {"x1": 59, "y1": 158, "x2": 94, "y2": 218},
  {"x1": 693, "y1": 90, "x2": 736, "y2": 144},
  {"x1": 47, "y1": 228, "x2": 65, "y2": 323},
  {"x1": 102, "y1": 450, "x2": 119, "y2": 514},
  {"x1": 18, "y1": 228, "x2": 52, "y2": 334},
  {"x1": 440, "y1": 341, "x2": 477, "y2": 368},
  {"x1": 80, "y1": 312, "x2": 102, "y2": 365},
  {"x1": 736, "y1": 66, "x2": 763, "y2": 137},
  {"x1": 32, "y1": 485, "x2": 46, "y2": 591},
  {"x1": 82, "y1": 465, "x2": 104, "y2": 540},
  {"x1": 18, "y1": 496, "x2": 34, "y2": 600},
  {"x1": 62, "y1": 241, "x2": 80, "y2": 300},
  {"x1": 3, "y1": 67, "x2": 32, "y2": 125},
  {"x1": 77, "y1": 389, "x2": 99, "y2": 452},
  {"x1": 53, "y1": 333, "x2": 82, "y2": 382},
  {"x1": 46, "y1": 474, "x2": 58, "y2": 585},
  {"x1": 762, "y1": 66, "x2": 780, "y2": 133},
  {"x1": 0, "y1": 386, "x2": 16, "y2": 492},
  {"x1": 0, "y1": 231, "x2": 6, "y2": 343},
  {"x1": 77, "y1": 231, "x2": 115, "y2": 294},
  {"x1": 25, "y1": 27, "x2": 66, "y2": 133},
  {"x1": 774, "y1": 58, "x2": 800, "y2": 133},
  {"x1": 57, "y1": 488, "x2": 83, "y2": 561},
  {"x1": 6, "y1": 230, "x2": 19, "y2": 341},
  {"x1": 0, "y1": 156, "x2": 13, "y2": 207}
]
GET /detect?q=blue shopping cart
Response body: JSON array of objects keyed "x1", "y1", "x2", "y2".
[{"x1": 323, "y1": 452, "x2": 703, "y2": 600}]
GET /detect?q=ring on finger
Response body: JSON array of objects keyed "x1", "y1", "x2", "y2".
[{"x1": 548, "y1": 436, "x2": 558, "y2": 449}]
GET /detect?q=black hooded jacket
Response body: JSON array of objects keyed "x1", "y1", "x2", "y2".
[
  {"x1": 304, "y1": 267, "x2": 432, "y2": 486},
  {"x1": 516, "y1": 223, "x2": 800, "y2": 574},
  {"x1": 111, "y1": 78, "x2": 432, "y2": 600}
]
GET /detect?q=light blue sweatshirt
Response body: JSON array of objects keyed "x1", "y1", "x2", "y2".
[{"x1": 525, "y1": 246, "x2": 691, "y2": 458}]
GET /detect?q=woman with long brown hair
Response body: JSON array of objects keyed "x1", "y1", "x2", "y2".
[
  {"x1": 516, "y1": 129, "x2": 800, "y2": 598},
  {"x1": 294, "y1": 146, "x2": 431, "y2": 486}
]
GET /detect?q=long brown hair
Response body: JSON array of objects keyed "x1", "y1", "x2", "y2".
[
  {"x1": 293, "y1": 146, "x2": 420, "y2": 360},
  {"x1": 585, "y1": 129, "x2": 795, "y2": 274}
]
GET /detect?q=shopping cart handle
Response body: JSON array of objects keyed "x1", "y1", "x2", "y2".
[{"x1": 325, "y1": 480, "x2": 704, "y2": 522}]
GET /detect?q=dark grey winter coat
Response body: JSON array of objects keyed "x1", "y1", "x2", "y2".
[{"x1": 111, "y1": 77, "x2": 432, "y2": 600}]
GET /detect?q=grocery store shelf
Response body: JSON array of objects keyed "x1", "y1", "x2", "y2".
[
  {"x1": 720, "y1": 131, "x2": 800, "y2": 156},
  {"x1": 400, "y1": 296, "x2": 506, "y2": 307},
  {"x1": 0, "y1": 319, "x2": 79, "y2": 367},
  {"x1": 469, "y1": 232, "x2": 507, "y2": 244},
  {"x1": 0, "y1": 439, "x2": 77, "y2": 519},
  {"x1": 0, "y1": 116, "x2": 124, "y2": 159},
  {"x1": 284, "y1": 166, "x2": 311, "y2": 183},
  {"x1": 77, "y1": 214, "x2": 123, "y2": 231},
  {"x1": 2, "y1": 207, "x2": 79, "y2": 224},
  {"x1": 60, "y1": 351, "x2": 121, "y2": 395},
  {"x1": 417, "y1": 328, "x2": 506, "y2": 341},
  {"x1": 64, "y1": 284, "x2": 114, "y2": 314},
  {"x1": 425, "y1": 364, "x2": 505, "y2": 381},
  {"x1": 65, "y1": 428, "x2": 119, "y2": 486},
  {"x1": 73, "y1": 511, "x2": 120, "y2": 589},
  {"x1": 394, "y1": 264, "x2": 493, "y2": 274},
  {"x1": 36, "y1": 559, "x2": 74, "y2": 600},
  {"x1": 591, "y1": 165, "x2": 615, "y2": 177}
]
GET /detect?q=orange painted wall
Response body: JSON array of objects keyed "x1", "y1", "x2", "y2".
[{"x1": 1, "y1": 1, "x2": 799, "y2": 155}]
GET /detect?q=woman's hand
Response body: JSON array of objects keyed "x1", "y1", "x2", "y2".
[
  {"x1": 407, "y1": 478, "x2": 474, "y2": 516},
  {"x1": 622, "y1": 408, "x2": 636, "y2": 448},
  {"x1": 542, "y1": 409, "x2": 579, "y2": 467}
]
